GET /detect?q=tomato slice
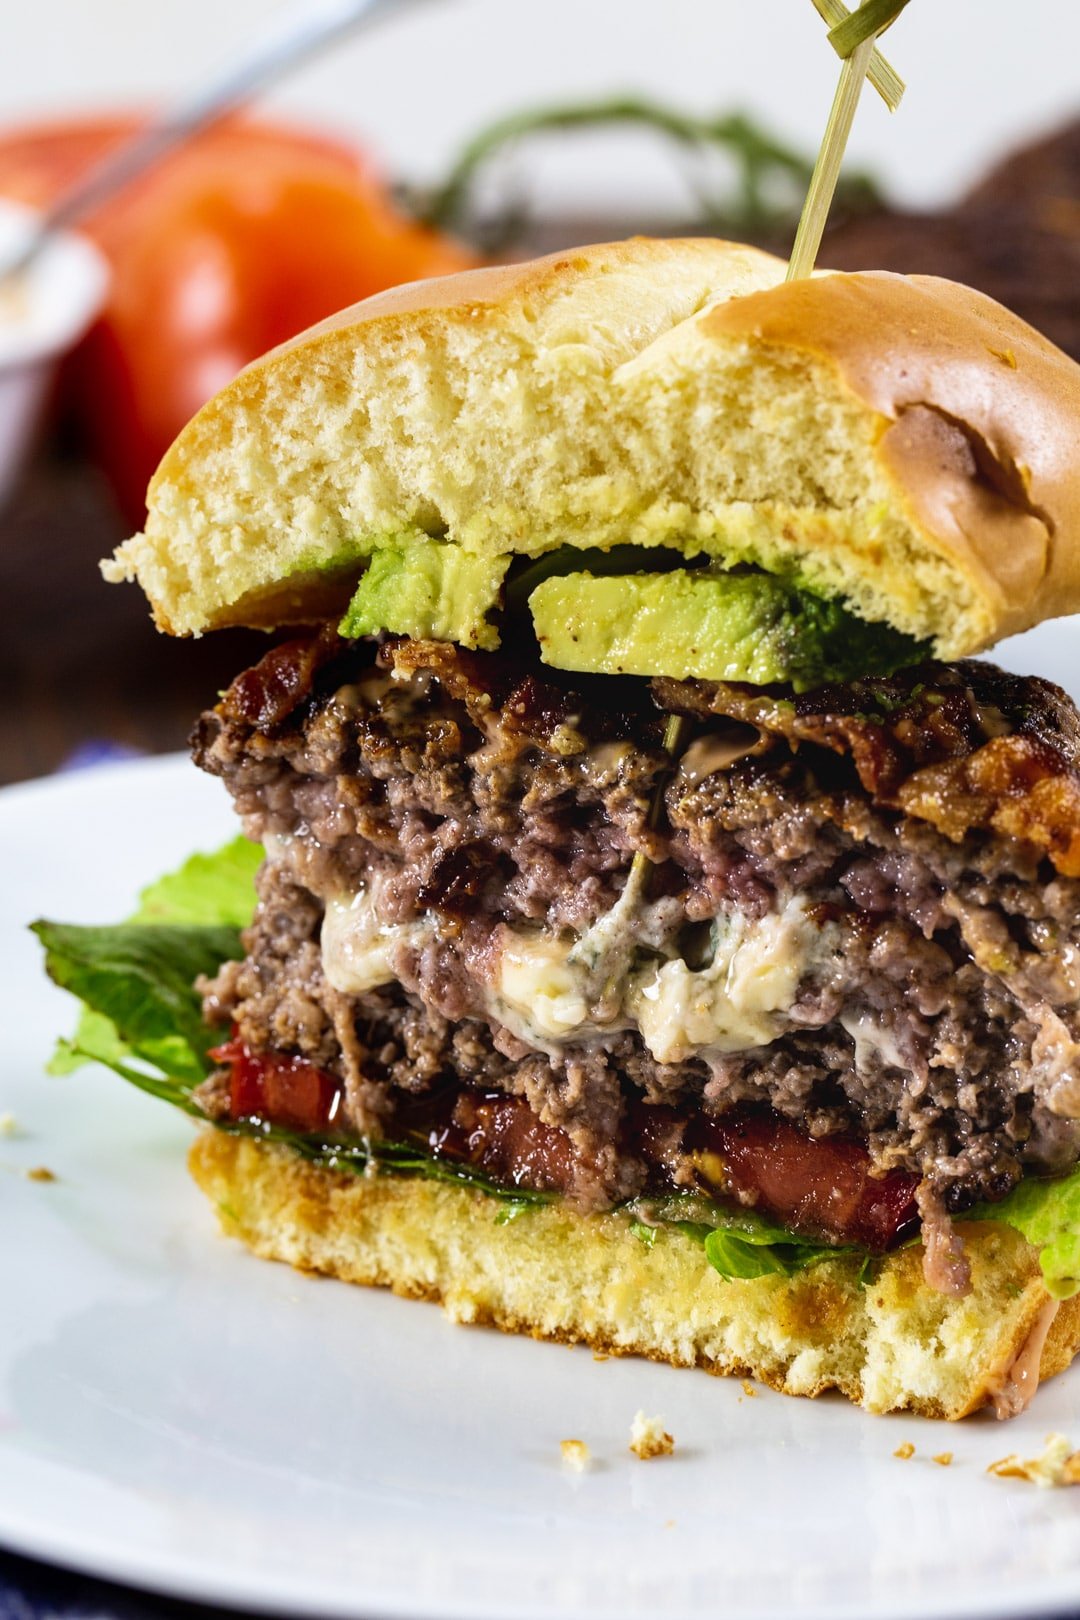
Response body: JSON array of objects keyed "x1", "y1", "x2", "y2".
[
  {"x1": 698, "y1": 1111, "x2": 918, "y2": 1250},
  {"x1": 210, "y1": 1038, "x2": 342, "y2": 1134},
  {"x1": 208, "y1": 1037, "x2": 917, "y2": 1249},
  {"x1": 0, "y1": 114, "x2": 477, "y2": 522}
]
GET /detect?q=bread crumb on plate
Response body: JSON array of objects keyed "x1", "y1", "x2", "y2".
[
  {"x1": 894, "y1": 1442, "x2": 916, "y2": 1460},
  {"x1": 26, "y1": 1166, "x2": 56, "y2": 1183},
  {"x1": 559, "y1": 1439, "x2": 590, "y2": 1473},
  {"x1": 0, "y1": 1113, "x2": 17, "y2": 1137},
  {"x1": 988, "y1": 1433, "x2": 1080, "y2": 1487},
  {"x1": 630, "y1": 1411, "x2": 674, "y2": 1460},
  {"x1": 932, "y1": 1452, "x2": 953, "y2": 1467}
]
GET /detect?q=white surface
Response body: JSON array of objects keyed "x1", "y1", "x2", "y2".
[
  {"x1": 0, "y1": 200, "x2": 108, "y2": 506},
  {"x1": 4, "y1": 634, "x2": 1080, "y2": 1619},
  {"x1": 0, "y1": 0, "x2": 1078, "y2": 217}
]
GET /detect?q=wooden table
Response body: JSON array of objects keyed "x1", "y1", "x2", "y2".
[{"x1": 0, "y1": 452, "x2": 266, "y2": 785}]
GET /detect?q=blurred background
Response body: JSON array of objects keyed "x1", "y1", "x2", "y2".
[{"x1": 4, "y1": 0, "x2": 1080, "y2": 785}]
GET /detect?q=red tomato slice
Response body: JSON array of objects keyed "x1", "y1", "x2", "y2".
[
  {"x1": 210, "y1": 1038, "x2": 342, "y2": 1135},
  {"x1": 700, "y1": 1111, "x2": 918, "y2": 1249},
  {"x1": 0, "y1": 114, "x2": 478, "y2": 521}
]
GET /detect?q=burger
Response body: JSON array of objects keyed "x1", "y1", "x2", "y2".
[{"x1": 37, "y1": 237, "x2": 1080, "y2": 1419}]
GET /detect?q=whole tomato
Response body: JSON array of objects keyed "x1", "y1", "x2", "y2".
[{"x1": 0, "y1": 116, "x2": 477, "y2": 521}]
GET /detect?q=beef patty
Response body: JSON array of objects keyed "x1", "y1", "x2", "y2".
[{"x1": 192, "y1": 630, "x2": 1080, "y2": 1221}]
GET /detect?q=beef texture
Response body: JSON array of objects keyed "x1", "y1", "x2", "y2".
[{"x1": 193, "y1": 632, "x2": 1080, "y2": 1216}]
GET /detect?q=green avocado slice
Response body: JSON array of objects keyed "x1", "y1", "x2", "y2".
[
  {"x1": 529, "y1": 570, "x2": 927, "y2": 691},
  {"x1": 340, "y1": 539, "x2": 510, "y2": 651}
]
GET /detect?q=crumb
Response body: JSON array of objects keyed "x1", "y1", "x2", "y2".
[
  {"x1": 741, "y1": 1380, "x2": 757, "y2": 1398},
  {"x1": 894, "y1": 1442, "x2": 915, "y2": 1460},
  {"x1": 932, "y1": 1452, "x2": 953, "y2": 1468},
  {"x1": 560, "y1": 1439, "x2": 590, "y2": 1473},
  {"x1": 0, "y1": 1113, "x2": 17, "y2": 1137},
  {"x1": 988, "y1": 1433, "x2": 1080, "y2": 1488},
  {"x1": 989, "y1": 346, "x2": 1018, "y2": 369},
  {"x1": 629, "y1": 1410, "x2": 674, "y2": 1460},
  {"x1": 592, "y1": 1352, "x2": 609, "y2": 1363},
  {"x1": 26, "y1": 1166, "x2": 56, "y2": 1183}
]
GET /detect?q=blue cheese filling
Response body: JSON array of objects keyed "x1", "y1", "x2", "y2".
[{"x1": 320, "y1": 881, "x2": 837, "y2": 1063}]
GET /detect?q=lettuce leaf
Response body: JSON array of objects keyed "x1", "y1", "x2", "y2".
[
  {"x1": 35, "y1": 835, "x2": 262, "y2": 1084},
  {"x1": 627, "y1": 1193, "x2": 859, "y2": 1281},
  {"x1": 33, "y1": 918, "x2": 245, "y2": 1088},
  {"x1": 970, "y1": 1171, "x2": 1080, "y2": 1300},
  {"x1": 129, "y1": 836, "x2": 263, "y2": 927},
  {"x1": 31, "y1": 838, "x2": 1080, "y2": 1295}
]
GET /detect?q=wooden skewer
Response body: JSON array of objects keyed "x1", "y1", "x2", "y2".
[
  {"x1": 810, "y1": 0, "x2": 904, "y2": 109},
  {"x1": 787, "y1": 30, "x2": 878, "y2": 281}
]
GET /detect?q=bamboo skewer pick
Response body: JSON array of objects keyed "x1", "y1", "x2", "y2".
[
  {"x1": 788, "y1": 0, "x2": 912, "y2": 281},
  {"x1": 809, "y1": 0, "x2": 904, "y2": 110},
  {"x1": 617, "y1": 0, "x2": 911, "y2": 927}
]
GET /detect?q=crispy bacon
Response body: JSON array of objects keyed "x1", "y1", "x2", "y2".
[
  {"x1": 383, "y1": 637, "x2": 665, "y2": 748},
  {"x1": 657, "y1": 660, "x2": 1080, "y2": 875},
  {"x1": 219, "y1": 623, "x2": 347, "y2": 731}
]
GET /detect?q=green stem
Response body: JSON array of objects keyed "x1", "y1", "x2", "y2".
[{"x1": 416, "y1": 97, "x2": 883, "y2": 240}]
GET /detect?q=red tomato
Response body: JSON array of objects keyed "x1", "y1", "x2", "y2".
[
  {"x1": 700, "y1": 1111, "x2": 919, "y2": 1250},
  {"x1": 0, "y1": 115, "x2": 477, "y2": 520},
  {"x1": 210, "y1": 1037, "x2": 343, "y2": 1134}
]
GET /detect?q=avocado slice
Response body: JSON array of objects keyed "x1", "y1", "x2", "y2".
[
  {"x1": 340, "y1": 539, "x2": 510, "y2": 651},
  {"x1": 529, "y1": 570, "x2": 926, "y2": 691}
]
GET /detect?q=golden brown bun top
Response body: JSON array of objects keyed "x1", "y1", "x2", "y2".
[
  {"x1": 104, "y1": 237, "x2": 1080, "y2": 655},
  {"x1": 705, "y1": 270, "x2": 1080, "y2": 635}
]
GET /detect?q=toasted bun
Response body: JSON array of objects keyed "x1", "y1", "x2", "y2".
[
  {"x1": 104, "y1": 238, "x2": 1080, "y2": 658},
  {"x1": 191, "y1": 1129, "x2": 1080, "y2": 1421}
]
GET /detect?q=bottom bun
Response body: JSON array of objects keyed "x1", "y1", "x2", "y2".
[{"x1": 189, "y1": 1128, "x2": 1080, "y2": 1419}]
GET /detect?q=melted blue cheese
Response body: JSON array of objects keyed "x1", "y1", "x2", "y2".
[
  {"x1": 627, "y1": 899, "x2": 829, "y2": 1062},
  {"x1": 321, "y1": 885, "x2": 431, "y2": 994},
  {"x1": 319, "y1": 879, "x2": 834, "y2": 1061},
  {"x1": 492, "y1": 896, "x2": 832, "y2": 1060}
]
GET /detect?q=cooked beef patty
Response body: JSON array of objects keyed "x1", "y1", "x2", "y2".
[{"x1": 193, "y1": 630, "x2": 1080, "y2": 1219}]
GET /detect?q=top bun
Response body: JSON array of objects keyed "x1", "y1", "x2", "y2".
[{"x1": 104, "y1": 236, "x2": 1080, "y2": 658}]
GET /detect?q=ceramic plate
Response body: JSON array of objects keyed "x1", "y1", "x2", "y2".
[{"x1": 4, "y1": 613, "x2": 1080, "y2": 1620}]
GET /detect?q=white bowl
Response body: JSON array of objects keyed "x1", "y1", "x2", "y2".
[{"x1": 0, "y1": 199, "x2": 110, "y2": 507}]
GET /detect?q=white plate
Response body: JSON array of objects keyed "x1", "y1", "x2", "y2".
[{"x1": 4, "y1": 616, "x2": 1080, "y2": 1620}]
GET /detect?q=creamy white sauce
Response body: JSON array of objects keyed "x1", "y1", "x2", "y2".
[
  {"x1": 321, "y1": 883, "x2": 432, "y2": 995},
  {"x1": 315, "y1": 865, "x2": 834, "y2": 1063},
  {"x1": 841, "y1": 1011, "x2": 908, "y2": 1074},
  {"x1": 676, "y1": 728, "x2": 762, "y2": 783}
]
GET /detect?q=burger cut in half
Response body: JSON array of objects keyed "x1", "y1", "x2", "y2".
[{"x1": 37, "y1": 238, "x2": 1080, "y2": 1419}]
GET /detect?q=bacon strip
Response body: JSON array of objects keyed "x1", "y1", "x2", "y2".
[{"x1": 657, "y1": 659, "x2": 1080, "y2": 875}]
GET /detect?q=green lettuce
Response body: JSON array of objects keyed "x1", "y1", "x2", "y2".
[
  {"x1": 626, "y1": 1193, "x2": 865, "y2": 1283},
  {"x1": 31, "y1": 839, "x2": 1080, "y2": 1295},
  {"x1": 127, "y1": 836, "x2": 264, "y2": 926},
  {"x1": 970, "y1": 1173, "x2": 1080, "y2": 1300},
  {"x1": 37, "y1": 836, "x2": 262, "y2": 1086}
]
